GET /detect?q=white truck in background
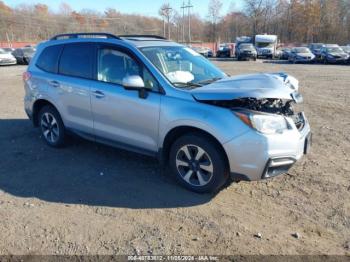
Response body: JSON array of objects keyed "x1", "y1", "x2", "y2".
[{"x1": 255, "y1": 34, "x2": 278, "y2": 59}]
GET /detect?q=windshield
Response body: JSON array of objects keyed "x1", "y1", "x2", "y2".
[
  {"x1": 256, "y1": 42, "x2": 274, "y2": 48},
  {"x1": 295, "y1": 47, "x2": 311, "y2": 53},
  {"x1": 23, "y1": 48, "x2": 35, "y2": 55},
  {"x1": 140, "y1": 46, "x2": 226, "y2": 87},
  {"x1": 341, "y1": 46, "x2": 350, "y2": 52},
  {"x1": 326, "y1": 47, "x2": 343, "y2": 53},
  {"x1": 0, "y1": 49, "x2": 5, "y2": 54},
  {"x1": 310, "y1": 44, "x2": 323, "y2": 49},
  {"x1": 239, "y1": 44, "x2": 255, "y2": 50}
]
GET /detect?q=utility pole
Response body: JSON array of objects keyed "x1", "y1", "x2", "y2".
[
  {"x1": 181, "y1": 0, "x2": 193, "y2": 44},
  {"x1": 161, "y1": 4, "x2": 172, "y2": 39},
  {"x1": 181, "y1": 1, "x2": 186, "y2": 42},
  {"x1": 187, "y1": 0, "x2": 193, "y2": 43}
]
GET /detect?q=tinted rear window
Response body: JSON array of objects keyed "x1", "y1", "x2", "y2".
[
  {"x1": 59, "y1": 43, "x2": 94, "y2": 79},
  {"x1": 36, "y1": 45, "x2": 63, "y2": 73}
]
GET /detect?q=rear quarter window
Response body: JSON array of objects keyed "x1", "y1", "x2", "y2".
[
  {"x1": 36, "y1": 45, "x2": 63, "y2": 73},
  {"x1": 59, "y1": 43, "x2": 94, "y2": 79}
]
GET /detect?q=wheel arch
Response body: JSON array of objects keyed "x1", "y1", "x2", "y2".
[
  {"x1": 32, "y1": 99, "x2": 59, "y2": 127},
  {"x1": 161, "y1": 126, "x2": 230, "y2": 172}
]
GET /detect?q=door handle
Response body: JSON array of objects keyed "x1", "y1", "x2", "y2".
[
  {"x1": 49, "y1": 80, "x2": 60, "y2": 88},
  {"x1": 93, "y1": 90, "x2": 105, "y2": 98}
]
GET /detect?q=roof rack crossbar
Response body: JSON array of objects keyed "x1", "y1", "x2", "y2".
[
  {"x1": 118, "y1": 35, "x2": 167, "y2": 40},
  {"x1": 50, "y1": 33, "x2": 121, "y2": 40}
]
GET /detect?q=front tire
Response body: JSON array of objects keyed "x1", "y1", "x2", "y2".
[
  {"x1": 38, "y1": 105, "x2": 66, "y2": 147},
  {"x1": 169, "y1": 134, "x2": 228, "y2": 193}
]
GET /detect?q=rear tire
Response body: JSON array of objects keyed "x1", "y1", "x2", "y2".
[
  {"x1": 169, "y1": 134, "x2": 228, "y2": 193},
  {"x1": 38, "y1": 105, "x2": 66, "y2": 147}
]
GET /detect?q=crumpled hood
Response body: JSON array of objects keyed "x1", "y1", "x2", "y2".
[{"x1": 191, "y1": 73, "x2": 300, "y2": 101}]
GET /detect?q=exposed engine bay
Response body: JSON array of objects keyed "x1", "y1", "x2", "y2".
[
  {"x1": 203, "y1": 97, "x2": 295, "y2": 116},
  {"x1": 202, "y1": 97, "x2": 305, "y2": 131}
]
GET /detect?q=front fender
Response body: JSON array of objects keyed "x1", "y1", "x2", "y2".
[{"x1": 158, "y1": 95, "x2": 250, "y2": 147}]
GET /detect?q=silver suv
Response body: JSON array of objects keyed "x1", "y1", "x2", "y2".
[{"x1": 24, "y1": 33, "x2": 311, "y2": 193}]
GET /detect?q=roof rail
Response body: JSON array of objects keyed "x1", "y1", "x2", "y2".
[
  {"x1": 118, "y1": 35, "x2": 167, "y2": 40},
  {"x1": 50, "y1": 33, "x2": 121, "y2": 40}
]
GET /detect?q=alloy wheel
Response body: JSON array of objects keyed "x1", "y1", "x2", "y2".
[
  {"x1": 175, "y1": 144, "x2": 214, "y2": 187},
  {"x1": 40, "y1": 112, "x2": 59, "y2": 144}
]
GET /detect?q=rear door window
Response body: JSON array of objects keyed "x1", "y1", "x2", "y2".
[
  {"x1": 59, "y1": 43, "x2": 94, "y2": 79},
  {"x1": 36, "y1": 45, "x2": 63, "y2": 73}
]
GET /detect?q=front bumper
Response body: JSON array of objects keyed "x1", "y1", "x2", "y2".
[
  {"x1": 0, "y1": 59, "x2": 17, "y2": 65},
  {"x1": 327, "y1": 57, "x2": 348, "y2": 63},
  {"x1": 239, "y1": 53, "x2": 257, "y2": 59},
  {"x1": 295, "y1": 57, "x2": 315, "y2": 63},
  {"x1": 223, "y1": 112, "x2": 311, "y2": 181}
]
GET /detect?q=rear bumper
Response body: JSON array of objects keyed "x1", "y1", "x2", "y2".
[{"x1": 224, "y1": 113, "x2": 311, "y2": 181}]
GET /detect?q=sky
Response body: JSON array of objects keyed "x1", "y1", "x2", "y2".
[{"x1": 3, "y1": 0, "x2": 244, "y2": 18}]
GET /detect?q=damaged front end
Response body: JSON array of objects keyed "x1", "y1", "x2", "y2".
[
  {"x1": 191, "y1": 73, "x2": 306, "y2": 133},
  {"x1": 203, "y1": 97, "x2": 306, "y2": 132}
]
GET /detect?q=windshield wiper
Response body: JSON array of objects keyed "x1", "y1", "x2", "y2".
[
  {"x1": 197, "y1": 77, "x2": 223, "y2": 85},
  {"x1": 172, "y1": 82, "x2": 203, "y2": 88}
]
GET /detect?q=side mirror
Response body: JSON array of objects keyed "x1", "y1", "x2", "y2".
[
  {"x1": 122, "y1": 75, "x2": 148, "y2": 99},
  {"x1": 122, "y1": 75, "x2": 145, "y2": 89}
]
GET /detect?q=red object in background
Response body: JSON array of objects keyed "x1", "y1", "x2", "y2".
[
  {"x1": 22, "y1": 71, "x2": 32, "y2": 82},
  {"x1": 0, "y1": 42, "x2": 36, "y2": 48}
]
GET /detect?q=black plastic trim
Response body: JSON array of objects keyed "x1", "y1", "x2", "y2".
[
  {"x1": 118, "y1": 35, "x2": 167, "y2": 40},
  {"x1": 261, "y1": 157, "x2": 296, "y2": 179},
  {"x1": 50, "y1": 33, "x2": 120, "y2": 40}
]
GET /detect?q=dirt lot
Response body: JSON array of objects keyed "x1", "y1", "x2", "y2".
[{"x1": 0, "y1": 61, "x2": 349, "y2": 256}]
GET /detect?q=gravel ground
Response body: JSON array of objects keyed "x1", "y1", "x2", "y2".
[{"x1": 0, "y1": 61, "x2": 349, "y2": 255}]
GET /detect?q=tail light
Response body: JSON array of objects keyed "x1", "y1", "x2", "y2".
[{"x1": 23, "y1": 71, "x2": 31, "y2": 82}]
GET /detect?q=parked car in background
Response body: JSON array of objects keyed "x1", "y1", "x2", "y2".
[
  {"x1": 0, "y1": 48, "x2": 17, "y2": 65},
  {"x1": 12, "y1": 47, "x2": 36, "y2": 64},
  {"x1": 2, "y1": 47, "x2": 15, "y2": 53},
  {"x1": 216, "y1": 43, "x2": 231, "y2": 58},
  {"x1": 191, "y1": 46, "x2": 213, "y2": 58},
  {"x1": 320, "y1": 45, "x2": 349, "y2": 64},
  {"x1": 235, "y1": 36, "x2": 252, "y2": 57},
  {"x1": 308, "y1": 43, "x2": 325, "y2": 62},
  {"x1": 277, "y1": 47, "x2": 291, "y2": 60},
  {"x1": 288, "y1": 47, "x2": 315, "y2": 64},
  {"x1": 255, "y1": 34, "x2": 278, "y2": 59},
  {"x1": 340, "y1": 46, "x2": 350, "y2": 63},
  {"x1": 236, "y1": 43, "x2": 257, "y2": 61}
]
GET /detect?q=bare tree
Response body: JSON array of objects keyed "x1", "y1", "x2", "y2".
[
  {"x1": 207, "y1": 0, "x2": 223, "y2": 41},
  {"x1": 0, "y1": 0, "x2": 349, "y2": 45}
]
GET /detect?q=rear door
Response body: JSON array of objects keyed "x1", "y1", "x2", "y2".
[
  {"x1": 90, "y1": 44, "x2": 161, "y2": 154},
  {"x1": 52, "y1": 43, "x2": 95, "y2": 135}
]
